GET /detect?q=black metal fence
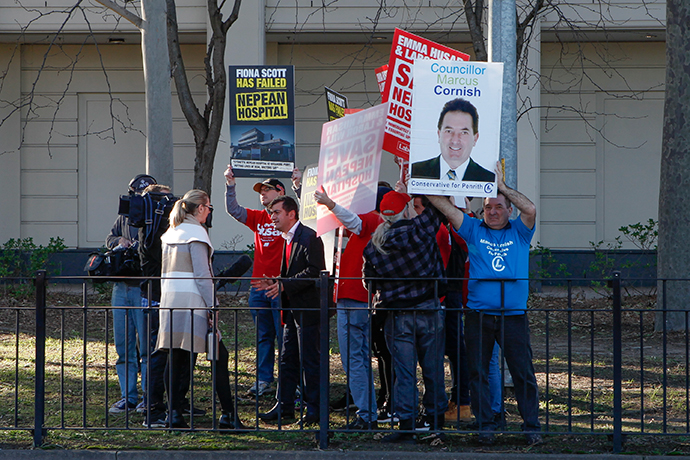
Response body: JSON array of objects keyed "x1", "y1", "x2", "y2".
[{"x1": 0, "y1": 270, "x2": 687, "y2": 452}]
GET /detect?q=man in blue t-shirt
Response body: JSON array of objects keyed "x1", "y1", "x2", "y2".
[{"x1": 428, "y1": 161, "x2": 541, "y2": 447}]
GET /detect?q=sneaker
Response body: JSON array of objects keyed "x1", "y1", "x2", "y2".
[
  {"x1": 414, "y1": 414, "x2": 432, "y2": 431},
  {"x1": 248, "y1": 380, "x2": 271, "y2": 397},
  {"x1": 181, "y1": 402, "x2": 206, "y2": 416},
  {"x1": 135, "y1": 399, "x2": 147, "y2": 414},
  {"x1": 377, "y1": 407, "x2": 399, "y2": 423},
  {"x1": 525, "y1": 432, "x2": 543, "y2": 446},
  {"x1": 380, "y1": 418, "x2": 415, "y2": 444},
  {"x1": 143, "y1": 411, "x2": 167, "y2": 428},
  {"x1": 109, "y1": 398, "x2": 136, "y2": 415},
  {"x1": 344, "y1": 415, "x2": 378, "y2": 431},
  {"x1": 419, "y1": 413, "x2": 446, "y2": 430},
  {"x1": 330, "y1": 393, "x2": 356, "y2": 412}
]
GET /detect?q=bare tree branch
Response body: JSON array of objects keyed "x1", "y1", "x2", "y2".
[
  {"x1": 166, "y1": 0, "x2": 241, "y2": 194},
  {"x1": 91, "y1": 0, "x2": 143, "y2": 29}
]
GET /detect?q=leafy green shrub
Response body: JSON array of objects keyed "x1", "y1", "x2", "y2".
[
  {"x1": 530, "y1": 243, "x2": 571, "y2": 282},
  {"x1": 0, "y1": 236, "x2": 67, "y2": 280},
  {"x1": 619, "y1": 218, "x2": 658, "y2": 251}
]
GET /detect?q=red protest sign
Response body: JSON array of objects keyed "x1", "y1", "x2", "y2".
[
  {"x1": 382, "y1": 29, "x2": 470, "y2": 160},
  {"x1": 375, "y1": 65, "x2": 388, "y2": 98},
  {"x1": 316, "y1": 103, "x2": 388, "y2": 236}
]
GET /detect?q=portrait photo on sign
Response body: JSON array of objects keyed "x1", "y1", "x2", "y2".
[{"x1": 408, "y1": 59, "x2": 503, "y2": 198}]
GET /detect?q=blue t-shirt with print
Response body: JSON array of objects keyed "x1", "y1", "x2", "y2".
[{"x1": 455, "y1": 215, "x2": 535, "y2": 315}]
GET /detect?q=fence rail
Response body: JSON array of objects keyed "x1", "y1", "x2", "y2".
[{"x1": 0, "y1": 271, "x2": 686, "y2": 452}]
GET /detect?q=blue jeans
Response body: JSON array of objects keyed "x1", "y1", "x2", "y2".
[
  {"x1": 488, "y1": 342, "x2": 502, "y2": 414},
  {"x1": 111, "y1": 282, "x2": 147, "y2": 404},
  {"x1": 337, "y1": 299, "x2": 377, "y2": 422},
  {"x1": 249, "y1": 287, "x2": 283, "y2": 384},
  {"x1": 385, "y1": 308, "x2": 448, "y2": 421},
  {"x1": 465, "y1": 311, "x2": 540, "y2": 432}
]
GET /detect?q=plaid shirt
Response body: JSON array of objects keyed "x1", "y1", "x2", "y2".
[{"x1": 363, "y1": 205, "x2": 446, "y2": 309}]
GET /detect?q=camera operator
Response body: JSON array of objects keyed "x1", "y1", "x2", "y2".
[{"x1": 105, "y1": 174, "x2": 156, "y2": 415}]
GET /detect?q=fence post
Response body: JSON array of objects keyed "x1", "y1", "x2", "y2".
[
  {"x1": 33, "y1": 269, "x2": 47, "y2": 447},
  {"x1": 612, "y1": 270, "x2": 622, "y2": 453},
  {"x1": 318, "y1": 270, "x2": 330, "y2": 448}
]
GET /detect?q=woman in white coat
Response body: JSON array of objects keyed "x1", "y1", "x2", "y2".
[{"x1": 157, "y1": 189, "x2": 244, "y2": 430}]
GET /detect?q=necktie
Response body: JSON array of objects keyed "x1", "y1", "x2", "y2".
[
  {"x1": 447, "y1": 169, "x2": 458, "y2": 181},
  {"x1": 285, "y1": 240, "x2": 292, "y2": 265}
]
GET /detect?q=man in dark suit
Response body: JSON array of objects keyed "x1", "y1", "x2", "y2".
[
  {"x1": 411, "y1": 98, "x2": 495, "y2": 182},
  {"x1": 257, "y1": 195, "x2": 326, "y2": 426}
]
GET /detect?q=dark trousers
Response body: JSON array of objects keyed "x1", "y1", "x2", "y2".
[
  {"x1": 372, "y1": 310, "x2": 393, "y2": 407},
  {"x1": 464, "y1": 310, "x2": 540, "y2": 432},
  {"x1": 162, "y1": 342, "x2": 236, "y2": 416},
  {"x1": 163, "y1": 348, "x2": 192, "y2": 413},
  {"x1": 144, "y1": 308, "x2": 195, "y2": 414},
  {"x1": 444, "y1": 291, "x2": 470, "y2": 406},
  {"x1": 143, "y1": 308, "x2": 167, "y2": 413},
  {"x1": 277, "y1": 311, "x2": 321, "y2": 416}
]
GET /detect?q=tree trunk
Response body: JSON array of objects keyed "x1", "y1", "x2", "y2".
[
  {"x1": 463, "y1": 0, "x2": 488, "y2": 61},
  {"x1": 142, "y1": 0, "x2": 174, "y2": 188},
  {"x1": 656, "y1": 0, "x2": 690, "y2": 331},
  {"x1": 166, "y1": 0, "x2": 239, "y2": 198}
]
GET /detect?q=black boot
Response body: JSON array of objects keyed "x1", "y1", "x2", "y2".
[
  {"x1": 259, "y1": 402, "x2": 295, "y2": 421},
  {"x1": 219, "y1": 412, "x2": 247, "y2": 430},
  {"x1": 167, "y1": 409, "x2": 189, "y2": 429}
]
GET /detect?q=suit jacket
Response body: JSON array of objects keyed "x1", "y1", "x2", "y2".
[
  {"x1": 411, "y1": 155, "x2": 496, "y2": 182},
  {"x1": 281, "y1": 222, "x2": 326, "y2": 326}
]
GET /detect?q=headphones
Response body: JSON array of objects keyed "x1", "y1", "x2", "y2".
[{"x1": 128, "y1": 174, "x2": 157, "y2": 193}]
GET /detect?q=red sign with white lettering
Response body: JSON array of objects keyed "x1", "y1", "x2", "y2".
[{"x1": 382, "y1": 29, "x2": 470, "y2": 160}]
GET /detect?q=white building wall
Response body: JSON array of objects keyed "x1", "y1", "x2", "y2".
[
  {"x1": 0, "y1": 0, "x2": 206, "y2": 36},
  {"x1": 0, "y1": 45, "x2": 22, "y2": 242},
  {"x1": 9, "y1": 44, "x2": 205, "y2": 247},
  {"x1": 539, "y1": 41, "x2": 665, "y2": 249},
  {"x1": 265, "y1": 0, "x2": 470, "y2": 34},
  {"x1": 0, "y1": 0, "x2": 669, "y2": 250}
]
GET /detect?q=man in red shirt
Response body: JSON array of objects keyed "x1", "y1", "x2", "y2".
[{"x1": 224, "y1": 165, "x2": 287, "y2": 397}]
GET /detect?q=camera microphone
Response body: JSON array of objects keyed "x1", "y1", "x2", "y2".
[{"x1": 215, "y1": 255, "x2": 253, "y2": 290}]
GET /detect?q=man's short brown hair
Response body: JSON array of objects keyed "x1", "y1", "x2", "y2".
[
  {"x1": 484, "y1": 191, "x2": 512, "y2": 209},
  {"x1": 269, "y1": 195, "x2": 299, "y2": 220}
]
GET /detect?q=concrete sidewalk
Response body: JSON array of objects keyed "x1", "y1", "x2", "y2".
[{"x1": 0, "y1": 451, "x2": 688, "y2": 460}]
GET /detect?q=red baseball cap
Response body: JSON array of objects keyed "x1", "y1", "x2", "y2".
[{"x1": 380, "y1": 191, "x2": 411, "y2": 216}]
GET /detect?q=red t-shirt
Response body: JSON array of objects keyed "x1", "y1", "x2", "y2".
[
  {"x1": 244, "y1": 208, "x2": 283, "y2": 278},
  {"x1": 337, "y1": 211, "x2": 382, "y2": 303}
]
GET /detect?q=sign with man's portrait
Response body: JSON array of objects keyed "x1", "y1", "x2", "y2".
[
  {"x1": 381, "y1": 29, "x2": 470, "y2": 161},
  {"x1": 408, "y1": 60, "x2": 503, "y2": 198}
]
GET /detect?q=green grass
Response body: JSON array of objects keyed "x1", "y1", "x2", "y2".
[{"x1": 3, "y1": 288, "x2": 690, "y2": 454}]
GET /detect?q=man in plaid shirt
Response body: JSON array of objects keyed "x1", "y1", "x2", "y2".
[{"x1": 363, "y1": 190, "x2": 447, "y2": 443}]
